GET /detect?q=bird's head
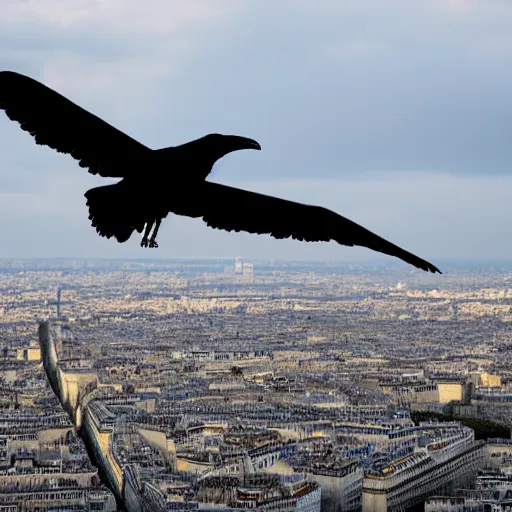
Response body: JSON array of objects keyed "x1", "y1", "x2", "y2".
[{"x1": 199, "y1": 133, "x2": 261, "y2": 165}]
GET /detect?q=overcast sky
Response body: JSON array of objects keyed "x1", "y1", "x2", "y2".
[{"x1": 1, "y1": 0, "x2": 512, "y2": 268}]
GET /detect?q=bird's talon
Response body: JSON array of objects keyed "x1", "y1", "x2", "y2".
[{"x1": 149, "y1": 240, "x2": 158, "y2": 248}]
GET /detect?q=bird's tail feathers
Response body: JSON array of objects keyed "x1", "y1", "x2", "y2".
[{"x1": 85, "y1": 184, "x2": 143, "y2": 243}]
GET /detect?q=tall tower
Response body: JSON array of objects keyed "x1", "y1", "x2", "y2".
[{"x1": 56, "y1": 286, "x2": 62, "y2": 319}]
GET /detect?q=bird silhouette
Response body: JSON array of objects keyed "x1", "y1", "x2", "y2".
[{"x1": 0, "y1": 71, "x2": 441, "y2": 273}]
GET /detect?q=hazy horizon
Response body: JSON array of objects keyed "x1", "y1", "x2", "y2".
[{"x1": 1, "y1": 254, "x2": 511, "y2": 269}]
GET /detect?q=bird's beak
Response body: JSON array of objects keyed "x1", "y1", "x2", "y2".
[{"x1": 227, "y1": 135, "x2": 261, "y2": 151}]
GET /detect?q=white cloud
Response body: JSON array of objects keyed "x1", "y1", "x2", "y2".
[
  {"x1": 1, "y1": 0, "x2": 245, "y2": 115},
  {"x1": 3, "y1": 0, "x2": 242, "y2": 30}
]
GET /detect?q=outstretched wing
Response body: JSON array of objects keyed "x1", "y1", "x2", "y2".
[
  {"x1": 0, "y1": 71, "x2": 151, "y2": 177},
  {"x1": 169, "y1": 181, "x2": 441, "y2": 274}
]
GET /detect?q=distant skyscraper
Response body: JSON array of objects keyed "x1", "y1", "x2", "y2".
[
  {"x1": 242, "y1": 262, "x2": 254, "y2": 278},
  {"x1": 56, "y1": 286, "x2": 61, "y2": 319},
  {"x1": 235, "y1": 257, "x2": 243, "y2": 274}
]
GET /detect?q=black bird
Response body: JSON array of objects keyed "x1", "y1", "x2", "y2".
[{"x1": 0, "y1": 71, "x2": 441, "y2": 273}]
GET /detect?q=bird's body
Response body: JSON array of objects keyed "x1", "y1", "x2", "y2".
[{"x1": 0, "y1": 70, "x2": 441, "y2": 273}]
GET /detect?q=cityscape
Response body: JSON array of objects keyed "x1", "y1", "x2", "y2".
[
  {"x1": 3, "y1": 1, "x2": 512, "y2": 512},
  {"x1": 1, "y1": 257, "x2": 512, "y2": 511}
]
